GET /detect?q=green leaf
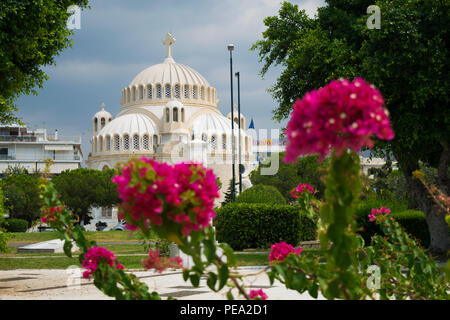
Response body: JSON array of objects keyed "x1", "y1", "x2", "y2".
[
  {"x1": 63, "y1": 239, "x2": 72, "y2": 258},
  {"x1": 206, "y1": 272, "x2": 218, "y2": 291},
  {"x1": 218, "y1": 264, "x2": 229, "y2": 290},
  {"x1": 203, "y1": 239, "x2": 216, "y2": 263}
]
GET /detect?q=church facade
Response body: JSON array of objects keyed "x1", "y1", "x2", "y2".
[{"x1": 86, "y1": 34, "x2": 254, "y2": 205}]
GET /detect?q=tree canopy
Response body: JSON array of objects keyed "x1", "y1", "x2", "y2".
[{"x1": 0, "y1": 0, "x2": 89, "y2": 124}]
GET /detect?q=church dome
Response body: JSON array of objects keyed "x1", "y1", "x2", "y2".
[
  {"x1": 97, "y1": 113, "x2": 159, "y2": 138},
  {"x1": 121, "y1": 34, "x2": 217, "y2": 108}
]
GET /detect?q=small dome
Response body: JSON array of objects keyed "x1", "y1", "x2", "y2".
[
  {"x1": 191, "y1": 113, "x2": 232, "y2": 135},
  {"x1": 98, "y1": 113, "x2": 159, "y2": 137},
  {"x1": 93, "y1": 103, "x2": 112, "y2": 120}
]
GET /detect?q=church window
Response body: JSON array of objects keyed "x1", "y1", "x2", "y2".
[
  {"x1": 123, "y1": 134, "x2": 130, "y2": 150},
  {"x1": 191, "y1": 133, "x2": 195, "y2": 140},
  {"x1": 133, "y1": 135, "x2": 139, "y2": 150},
  {"x1": 139, "y1": 86, "x2": 144, "y2": 100},
  {"x1": 132, "y1": 87, "x2": 136, "y2": 102},
  {"x1": 165, "y1": 84, "x2": 171, "y2": 98},
  {"x1": 114, "y1": 135, "x2": 120, "y2": 151},
  {"x1": 173, "y1": 108, "x2": 178, "y2": 122},
  {"x1": 94, "y1": 118, "x2": 98, "y2": 132},
  {"x1": 222, "y1": 134, "x2": 227, "y2": 149},
  {"x1": 181, "y1": 108, "x2": 185, "y2": 122},
  {"x1": 184, "y1": 85, "x2": 189, "y2": 99},
  {"x1": 245, "y1": 136, "x2": 248, "y2": 152},
  {"x1": 153, "y1": 135, "x2": 158, "y2": 148},
  {"x1": 106, "y1": 136, "x2": 111, "y2": 151},
  {"x1": 193, "y1": 86, "x2": 197, "y2": 99},
  {"x1": 101, "y1": 118, "x2": 105, "y2": 129},
  {"x1": 241, "y1": 118, "x2": 244, "y2": 128},
  {"x1": 147, "y1": 85, "x2": 153, "y2": 100},
  {"x1": 165, "y1": 108, "x2": 170, "y2": 122},
  {"x1": 211, "y1": 135, "x2": 217, "y2": 150},
  {"x1": 207, "y1": 87, "x2": 211, "y2": 102},
  {"x1": 200, "y1": 86, "x2": 204, "y2": 100},
  {"x1": 202, "y1": 133, "x2": 207, "y2": 142},
  {"x1": 127, "y1": 88, "x2": 131, "y2": 103},
  {"x1": 156, "y1": 84, "x2": 162, "y2": 99},
  {"x1": 174, "y1": 84, "x2": 180, "y2": 98},
  {"x1": 99, "y1": 136, "x2": 103, "y2": 152},
  {"x1": 143, "y1": 135, "x2": 149, "y2": 150}
]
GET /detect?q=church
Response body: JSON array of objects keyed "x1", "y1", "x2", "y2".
[{"x1": 86, "y1": 34, "x2": 254, "y2": 208}]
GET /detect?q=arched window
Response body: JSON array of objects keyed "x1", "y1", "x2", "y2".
[
  {"x1": 234, "y1": 117, "x2": 238, "y2": 125},
  {"x1": 139, "y1": 86, "x2": 144, "y2": 100},
  {"x1": 106, "y1": 135, "x2": 111, "y2": 151},
  {"x1": 93, "y1": 138, "x2": 97, "y2": 153},
  {"x1": 173, "y1": 108, "x2": 178, "y2": 122},
  {"x1": 210, "y1": 135, "x2": 217, "y2": 150},
  {"x1": 114, "y1": 135, "x2": 120, "y2": 151},
  {"x1": 156, "y1": 84, "x2": 162, "y2": 99},
  {"x1": 165, "y1": 84, "x2": 171, "y2": 99},
  {"x1": 245, "y1": 136, "x2": 248, "y2": 152},
  {"x1": 191, "y1": 133, "x2": 195, "y2": 141},
  {"x1": 184, "y1": 85, "x2": 189, "y2": 99},
  {"x1": 143, "y1": 135, "x2": 149, "y2": 150},
  {"x1": 201, "y1": 133, "x2": 207, "y2": 142},
  {"x1": 100, "y1": 118, "x2": 105, "y2": 129},
  {"x1": 200, "y1": 86, "x2": 204, "y2": 100},
  {"x1": 123, "y1": 134, "x2": 130, "y2": 150},
  {"x1": 222, "y1": 134, "x2": 227, "y2": 150},
  {"x1": 94, "y1": 118, "x2": 98, "y2": 132},
  {"x1": 174, "y1": 84, "x2": 180, "y2": 99},
  {"x1": 127, "y1": 88, "x2": 131, "y2": 103},
  {"x1": 165, "y1": 108, "x2": 170, "y2": 122},
  {"x1": 181, "y1": 108, "x2": 185, "y2": 122},
  {"x1": 207, "y1": 87, "x2": 211, "y2": 102},
  {"x1": 99, "y1": 136, "x2": 103, "y2": 152},
  {"x1": 133, "y1": 135, "x2": 139, "y2": 150},
  {"x1": 132, "y1": 87, "x2": 136, "y2": 102},
  {"x1": 153, "y1": 135, "x2": 158, "y2": 148},
  {"x1": 147, "y1": 85, "x2": 153, "y2": 100},
  {"x1": 241, "y1": 118, "x2": 244, "y2": 129},
  {"x1": 192, "y1": 86, "x2": 197, "y2": 99}
]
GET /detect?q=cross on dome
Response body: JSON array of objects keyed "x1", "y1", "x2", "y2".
[
  {"x1": 100, "y1": 102, "x2": 105, "y2": 110},
  {"x1": 162, "y1": 33, "x2": 176, "y2": 62}
]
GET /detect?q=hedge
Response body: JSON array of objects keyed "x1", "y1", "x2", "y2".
[
  {"x1": 214, "y1": 203, "x2": 316, "y2": 250},
  {"x1": 236, "y1": 184, "x2": 286, "y2": 205},
  {"x1": 3, "y1": 218, "x2": 28, "y2": 233},
  {"x1": 356, "y1": 210, "x2": 431, "y2": 248}
]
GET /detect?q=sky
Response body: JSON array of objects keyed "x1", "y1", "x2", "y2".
[{"x1": 15, "y1": 0, "x2": 326, "y2": 162}]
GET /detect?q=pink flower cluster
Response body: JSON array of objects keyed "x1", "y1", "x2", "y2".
[
  {"x1": 112, "y1": 158, "x2": 220, "y2": 236},
  {"x1": 284, "y1": 78, "x2": 394, "y2": 162},
  {"x1": 142, "y1": 250, "x2": 184, "y2": 273},
  {"x1": 249, "y1": 289, "x2": 268, "y2": 300},
  {"x1": 269, "y1": 241, "x2": 303, "y2": 262},
  {"x1": 368, "y1": 206, "x2": 391, "y2": 222},
  {"x1": 291, "y1": 183, "x2": 314, "y2": 199},
  {"x1": 81, "y1": 247, "x2": 124, "y2": 279},
  {"x1": 41, "y1": 206, "x2": 64, "y2": 224}
]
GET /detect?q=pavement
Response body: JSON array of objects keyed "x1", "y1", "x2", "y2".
[{"x1": 0, "y1": 267, "x2": 325, "y2": 300}]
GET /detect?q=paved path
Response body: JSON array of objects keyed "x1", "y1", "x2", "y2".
[{"x1": 0, "y1": 268, "x2": 325, "y2": 300}]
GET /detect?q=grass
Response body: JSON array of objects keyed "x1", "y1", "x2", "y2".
[{"x1": 6, "y1": 230, "x2": 159, "y2": 244}]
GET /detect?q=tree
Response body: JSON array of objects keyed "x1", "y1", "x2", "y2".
[
  {"x1": 52, "y1": 168, "x2": 119, "y2": 225},
  {"x1": 252, "y1": 0, "x2": 450, "y2": 253},
  {"x1": 0, "y1": 173, "x2": 42, "y2": 225},
  {"x1": 236, "y1": 184, "x2": 286, "y2": 204},
  {"x1": 250, "y1": 153, "x2": 328, "y2": 201},
  {"x1": 0, "y1": 187, "x2": 11, "y2": 253},
  {"x1": 221, "y1": 179, "x2": 235, "y2": 207},
  {"x1": 0, "y1": 0, "x2": 89, "y2": 124}
]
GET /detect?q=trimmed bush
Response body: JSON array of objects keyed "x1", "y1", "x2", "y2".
[
  {"x1": 357, "y1": 209, "x2": 432, "y2": 248},
  {"x1": 4, "y1": 218, "x2": 28, "y2": 232},
  {"x1": 236, "y1": 184, "x2": 286, "y2": 205},
  {"x1": 214, "y1": 203, "x2": 316, "y2": 250}
]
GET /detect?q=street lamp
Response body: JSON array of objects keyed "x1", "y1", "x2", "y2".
[
  {"x1": 235, "y1": 71, "x2": 242, "y2": 193},
  {"x1": 227, "y1": 44, "x2": 236, "y2": 202}
]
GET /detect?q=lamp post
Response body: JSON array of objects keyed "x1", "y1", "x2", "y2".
[
  {"x1": 227, "y1": 44, "x2": 236, "y2": 202},
  {"x1": 235, "y1": 71, "x2": 242, "y2": 194}
]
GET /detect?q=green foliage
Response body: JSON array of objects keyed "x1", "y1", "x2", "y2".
[
  {"x1": 52, "y1": 168, "x2": 119, "y2": 225},
  {"x1": 250, "y1": 153, "x2": 328, "y2": 201},
  {"x1": 236, "y1": 184, "x2": 286, "y2": 205},
  {"x1": 4, "y1": 218, "x2": 28, "y2": 232},
  {"x1": 221, "y1": 179, "x2": 235, "y2": 206},
  {"x1": 0, "y1": 0, "x2": 90, "y2": 124},
  {"x1": 1, "y1": 173, "x2": 41, "y2": 224},
  {"x1": 0, "y1": 189, "x2": 10, "y2": 252},
  {"x1": 357, "y1": 209, "x2": 432, "y2": 248},
  {"x1": 214, "y1": 203, "x2": 316, "y2": 250}
]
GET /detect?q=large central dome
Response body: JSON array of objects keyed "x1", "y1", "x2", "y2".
[{"x1": 121, "y1": 33, "x2": 217, "y2": 108}]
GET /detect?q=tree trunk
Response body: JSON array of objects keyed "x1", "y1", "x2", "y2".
[{"x1": 399, "y1": 157, "x2": 449, "y2": 254}]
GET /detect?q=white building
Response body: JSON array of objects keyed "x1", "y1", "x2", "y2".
[
  {"x1": 85, "y1": 34, "x2": 254, "y2": 230},
  {"x1": 0, "y1": 123, "x2": 82, "y2": 175}
]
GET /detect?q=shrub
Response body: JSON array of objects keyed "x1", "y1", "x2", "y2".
[
  {"x1": 4, "y1": 218, "x2": 28, "y2": 232},
  {"x1": 357, "y1": 209, "x2": 433, "y2": 248},
  {"x1": 214, "y1": 203, "x2": 316, "y2": 250},
  {"x1": 236, "y1": 185, "x2": 286, "y2": 205}
]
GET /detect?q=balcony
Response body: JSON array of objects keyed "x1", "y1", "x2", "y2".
[
  {"x1": 0, "y1": 154, "x2": 81, "y2": 161},
  {"x1": 0, "y1": 135, "x2": 37, "y2": 142}
]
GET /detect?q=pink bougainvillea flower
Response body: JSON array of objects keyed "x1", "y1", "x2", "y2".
[
  {"x1": 368, "y1": 206, "x2": 391, "y2": 222},
  {"x1": 284, "y1": 78, "x2": 394, "y2": 162},
  {"x1": 112, "y1": 158, "x2": 220, "y2": 237},
  {"x1": 40, "y1": 206, "x2": 64, "y2": 224},
  {"x1": 141, "y1": 249, "x2": 184, "y2": 273},
  {"x1": 249, "y1": 289, "x2": 268, "y2": 300},
  {"x1": 269, "y1": 242, "x2": 303, "y2": 262},
  {"x1": 81, "y1": 247, "x2": 123, "y2": 279},
  {"x1": 291, "y1": 183, "x2": 314, "y2": 199}
]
